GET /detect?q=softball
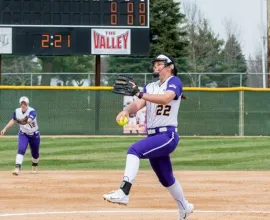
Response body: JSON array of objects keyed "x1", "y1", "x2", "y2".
[{"x1": 118, "y1": 116, "x2": 128, "y2": 126}]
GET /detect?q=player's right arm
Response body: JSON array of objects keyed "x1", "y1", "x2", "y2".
[
  {"x1": 116, "y1": 99, "x2": 146, "y2": 123},
  {"x1": 1, "y1": 119, "x2": 16, "y2": 135}
]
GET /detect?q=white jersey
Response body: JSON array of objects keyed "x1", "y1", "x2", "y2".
[
  {"x1": 13, "y1": 106, "x2": 38, "y2": 134},
  {"x1": 144, "y1": 76, "x2": 183, "y2": 129}
]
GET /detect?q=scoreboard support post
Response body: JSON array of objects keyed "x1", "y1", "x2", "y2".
[
  {"x1": 0, "y1": 55, "x2": 2, "y2": 85},
  {"x1": 95, "y1": 55, "x2": 101, "y2": 86},
  {"x1": 95, "y1": 55, "x2": 101, "y2": 133}
]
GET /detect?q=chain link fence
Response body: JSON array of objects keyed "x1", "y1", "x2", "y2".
[{"x1": 0, "y1": 88, "x2": 270, "y2": 136}]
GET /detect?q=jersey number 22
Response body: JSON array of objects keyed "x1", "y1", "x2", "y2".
[{"x1": 156, "y1": 105, "x2": 171, "y2": 116}]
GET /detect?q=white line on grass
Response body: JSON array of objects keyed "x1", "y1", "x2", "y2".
[
  {"x1": 2, "y1": 135, "x2": 270, "y2": 138},
  {"x1": 1, "y1": 210, "x2": 270, "y2": 217}
]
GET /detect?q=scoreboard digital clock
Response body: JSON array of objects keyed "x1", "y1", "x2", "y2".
[{"x1": 0, "y1": 0, "x2": 150, "y2": 56}]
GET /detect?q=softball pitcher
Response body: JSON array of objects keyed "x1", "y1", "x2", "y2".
[
  {"x1": 104, "y1": 54, "x2": 194, "y2": 220},
  {"x1": 1, "y1": 96, "x2": 40, "y2": 175}
]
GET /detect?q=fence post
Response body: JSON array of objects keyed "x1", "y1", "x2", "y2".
[
  {"x1": 239, "y1": 90, "x2": 244, "y2": 136},
  {"x1": 87, "y1": 73, "x2": 91, "y2": 110},
  {"x1": 144, "y1": 73, "x2": 147, "y2": 85},
  {"x1": 240, "y1": 73, "x2": 242, "y2": 87}
]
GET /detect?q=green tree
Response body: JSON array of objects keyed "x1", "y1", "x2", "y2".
[
  {"x1": 220, "y1": 34, "x2": 247, "y2": 72},
  {"x1": 183, "y1": 2, "x2": 247, "y2": 87},
  {"x1": 149, "y1": 0, "x2": 189, "y2": 63},
  {"x1": 52, "y1": 56, "x2": 94, "y2": 86},
  {"x1": 106, "y1": 56, "x2": 152, "y2": 86},
  {"x1": 192, "y1": 20, "x2": 224, "y2": 87},
  {"x1": 1, "y1": 55, "x2": 40, "y2": 85},
  {"x1": 107, "y1": 0, "x2": 189, "y2": 87},
  {"x1": 217, "y1": 34, "x2": 247, "y2": 87},
  {"x1": 38, "y1": 56, "x2": 94, "y2": 86},
  {"x1": 184, "y1": 4, "x2": 224, "y2": 86}
]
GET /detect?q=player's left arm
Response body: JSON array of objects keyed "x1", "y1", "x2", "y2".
[
  {"x1": 27, "y1": 110, "x2": 36, "y2": 123},
  {"x1": 138, "y1": 77, "x2": 182, "y2": 105}
]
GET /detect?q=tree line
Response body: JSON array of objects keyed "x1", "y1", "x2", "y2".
[{"x1": 1, "y1": 0, "x2": 259, "y2": 87}]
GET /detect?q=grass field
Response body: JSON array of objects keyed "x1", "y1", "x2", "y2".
[{"x1": 0, "y1": 137, "x2": 270, "y2": 171}]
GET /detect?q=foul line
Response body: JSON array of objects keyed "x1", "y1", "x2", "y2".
[
  {"x1": 1, "y1": 210, "x2": 270, "y2": 217},
  {"x1": 2, "y1": 135, "x2": 270, "y2": 138}
]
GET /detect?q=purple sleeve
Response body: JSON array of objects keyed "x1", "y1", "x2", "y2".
[
  {"x1": 12, "y1": 112, "x2": 16, "y2": 120},
  {"x1": 166, "y1": 77, "x2": 182, "y2": 100},
  {"x1": 29, "y1": 110, "x2": 36, "y2": 120},
  {"x1": 143, "y1": 85, "x2": 147, "y2": 93}
]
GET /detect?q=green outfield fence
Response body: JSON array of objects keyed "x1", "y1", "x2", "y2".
[{"x1": 0, "y1": 86, "x2": 270, "y2": 136}]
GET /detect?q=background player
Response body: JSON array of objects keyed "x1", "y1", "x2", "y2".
[
  {"x1": 123, "y1": 97, "x2": 138, "y2": 133},
  {"x1": 0, "y1": 96, "x2": 40, "y2": 175},
  {"x1": 103, "y1": 54, "x2": 193, "y2": 220}
]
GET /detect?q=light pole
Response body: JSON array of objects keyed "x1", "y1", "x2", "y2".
[
  {"x1": 262, "y1": 0, "x2": 266, "y2": 87},
  {"x1": 267, "y1": 0, "x2": 270, "y2": 87}
]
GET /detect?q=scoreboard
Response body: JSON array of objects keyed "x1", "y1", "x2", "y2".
[{"x1": 0, "y1": 0, "x2": 150, "y2": 55}]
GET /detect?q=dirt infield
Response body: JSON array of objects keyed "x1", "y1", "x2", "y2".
[{"x1": 0, "y1": 170, "x2": 269, "y2": 220}]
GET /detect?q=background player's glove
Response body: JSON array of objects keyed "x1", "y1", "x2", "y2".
[
  {"x1": 112, "y1": 75, "x2": 140, "y2": 96},
  {"x1": 16, "y1": 116, "x2": 28, "y2": 125}
]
